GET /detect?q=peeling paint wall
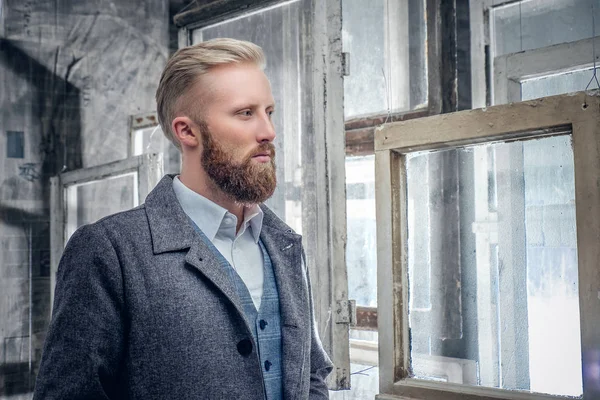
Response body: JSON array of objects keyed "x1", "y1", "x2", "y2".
[{"x1": 0, "y1": 1, "x2": 168, "y2": 396}]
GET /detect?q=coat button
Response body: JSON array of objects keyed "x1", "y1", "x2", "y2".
[
  {"x1": 259, "y1": 319, "x2": 268, "y2": 330},
  {"x1": 264, "y1": 360, "x2": 272, "y2": 371},
  {"x1": 237, "y1": 339, "x2": 253, "y2": 357}
]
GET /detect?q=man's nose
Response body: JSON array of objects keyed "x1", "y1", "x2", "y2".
[{"x1": 257, "y1": 113, "x2": 276, "y2": 143}]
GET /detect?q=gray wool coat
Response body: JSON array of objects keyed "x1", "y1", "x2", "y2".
[{"x1": 33, "y1": 174, "x2": 333, "y2": 400}]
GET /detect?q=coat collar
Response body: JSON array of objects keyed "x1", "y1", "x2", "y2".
[{"x1": 145, "y1": 175, "x2": 298, "y2": 254}]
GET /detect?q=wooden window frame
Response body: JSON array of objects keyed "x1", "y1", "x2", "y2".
[
  {"x1": 470, "y1": 0, "x2": 522, "y2": 108},
  {"x1": 128, "y1": 111, "x2": 160, "y2": 157},
  {"x1": 345, "y1": 0, "x2": 443, "y2": 157},
  {"x1": 470, "y1": 0, "x2": 600, "y2": 108},
  {"x1": 374, "y1": 91, "x2": 600, "y2": 400},
  {"x1": 347, "y1": 0, "x2": 444, "y2": 339},
  {"x1": 493, "y1": 37, "x2": 600, "y2": 105},
  {"x1": 128, "y1": 112, "x2": 180, "y2": 174}
]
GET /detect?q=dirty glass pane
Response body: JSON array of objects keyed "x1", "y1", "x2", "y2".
[
  {"x1": 65, "y1": 173, "x2": 137, "y2": 240},
  {"x1": 132, "y1": 125, "x2": 163, "y2": 156},
  {"x1": 492, "y1": 0, "x2": 600, "y2": 57},
  {"x1": 131, "y1": 125, "x2": 179, "y2": 175},
  {"x1": 342, "y1": 0, "x2": 427, "y2": 119},
  {"x1": 329, "y1": 363, "x2": 379, "y2": 400},
  {"x1": 521, "y1": 67, "x2": 596, "y2": 101},
  {"x1": 406, "y1": 134, "x2": 582, "y2": 397},
  {"x1": 192, "y1": 1, "x2": 303, "y2": 233},
  {"x1": 346, "y1": 155, "x2": 377, "y2": 307}
]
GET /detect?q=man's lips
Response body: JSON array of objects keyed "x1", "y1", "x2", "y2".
[{"x1": 252, "y1": 153, "x2": 272, "y2": 162}]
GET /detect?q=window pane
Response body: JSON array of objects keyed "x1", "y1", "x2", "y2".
[
  {"x1": 131, "y1": 125, "x2": 179, "y2": 175},
  {"x1": 66, "y1": 173, "x2": 138, "y2": 240},
  {"x1": 346, "y1": 155, "x2": 377, "y2": 307},
  {"x1": 329, "y1": 363, "x2": 379, "y2": 399},
  {"x1": 406, "y1": 134, "x2": 582, "y2": 397},
  {"x1": 342, "y1": 0, "x2": 427, "y2": 119},
  {"x1": 492, "y1": 0, "x2": 600, "y2": 57},
  {"x1": 192, "y1": 1, "x2": 303, "y2": 233},
  {"x1": 132, "y1": 126, "x2": 161, "y2": 156},
  {"x1": 521, "y1": 67, "x2": 596, "y2": 100}
]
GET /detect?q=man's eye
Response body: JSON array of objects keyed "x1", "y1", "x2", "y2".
[
  {"x1": 268, "y1": 110, "x2": 275, "y2": 117},
  {"x1": 239, "y1": 110, "x2": 252, "y2": 117}
]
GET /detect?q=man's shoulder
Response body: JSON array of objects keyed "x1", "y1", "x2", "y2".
[
  {"x1": 72, "y1": 204, "x2": 149, "y2": 243},
  {"x1": 94, "y1": 203, "x2": 147, "y2": 228}
]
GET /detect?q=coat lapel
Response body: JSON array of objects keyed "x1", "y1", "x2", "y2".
[
  {"x1": 144, "y1": 175, "x2": 245, "y2": 322},
  {"x1": 183, "y1": 240, "x2": 242, "y2": 311},
  {"x1": 260, "y1": 222, "x2": 307, "y2": 400}
]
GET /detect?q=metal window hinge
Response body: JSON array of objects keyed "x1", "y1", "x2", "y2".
[
  {"x1": 342, "y1": 52, "x2": 350, "y2": 77},
  {"x1": 335, "y1": 299, "x2": 356, "y2": 326}
]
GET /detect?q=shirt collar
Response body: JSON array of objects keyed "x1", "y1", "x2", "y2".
[{"x1": 172, "y1": 176, "x2": 263, "y2": 242}]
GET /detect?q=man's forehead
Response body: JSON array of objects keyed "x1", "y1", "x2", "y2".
[{"x1": 197, "y1": 63, "x2": 273, "y2": 101}]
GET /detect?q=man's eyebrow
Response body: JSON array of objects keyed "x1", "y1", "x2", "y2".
[{"x1": 231, "y1": 103, "x2": 276, "y2": 109}]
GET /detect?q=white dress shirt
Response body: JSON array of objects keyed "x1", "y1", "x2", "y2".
[{"x1": 172, "y1": 176, "x2": 265, "y2": 310}]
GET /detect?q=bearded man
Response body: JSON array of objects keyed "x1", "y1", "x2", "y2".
[{"x1": 33, "y1": 38, "x2": 333, "y2": 400}]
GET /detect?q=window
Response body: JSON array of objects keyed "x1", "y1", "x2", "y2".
[
  {"x1": 468, "y1": 7, "x2": 597, "y2": 395},
  {"x1": 129, "y1": 112, "x2": 180, "y2": 175},
  {"x1": 471, "y1": 0, "x2": 600, "y2": 107},
  {"x1": 375, "y1": 92, "x2": 600, "y2": 399},
  {"x1": 340, "y1": 2, "x2": 443, "y2": 396},
  {"x1": 342, "y1": 0, "x2": 429, "y2": 119},
  {"x1": 6, "y1": 131, "x2": 24, "y2": 158},
  {"x1": 345, "y1": 0, "x2": 441, "y2": 156}
]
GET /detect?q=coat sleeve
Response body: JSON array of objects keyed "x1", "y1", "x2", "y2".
[
  {"x1": 302, "y1": 250, "x2": 334, "y2": 399},
  {"x1": 33, "y1": 223, "x2": 126, "y2": 400}
]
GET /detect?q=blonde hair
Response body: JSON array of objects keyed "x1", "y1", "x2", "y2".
[{"x1": 156, "y1": 38, "x2": 266, "y2": 149}]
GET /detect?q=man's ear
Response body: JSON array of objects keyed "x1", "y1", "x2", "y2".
[{"x1": 172, "y1": 116, "x2": 200, "y2": 148}]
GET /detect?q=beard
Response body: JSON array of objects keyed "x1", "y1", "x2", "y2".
[{"x1": 198, "y1": 121, "x2": 277, "y2": 205}]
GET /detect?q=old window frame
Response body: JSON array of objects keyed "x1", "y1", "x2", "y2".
[
  {"x1": 345, "y1": 0, "x2": 443, "y2": 157},
  {"x1": 49, "y1": 153, "x2": 163, "y2": 309},
  {"x1": 175, "y1": 0, "x2": 350, "y2": 390},
  {"x1": 345, "y1": 0, "x2": 445, "y2": 374},
  {"x1": 128, "y1": 111, "x2": 180, "y2": 174},
  {"x1": 128, "y1": 111, "x2": 161, "y2": 157},
  {"x1": 346, "y1": 0, "x2": 444, "y2": 334},
  {"x1": 374, "y1": 91, "x2": 600, "y2": 400},
  {"x1": 493, "y1": 37, "x2": 600, "y2": 105},
  {"x1": 470, "y1": 0, "x2": 600, "y2": 108}
]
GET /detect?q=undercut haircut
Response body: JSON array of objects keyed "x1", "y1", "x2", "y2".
[{"x1": 155, "y1": 38, "x2": 266, "y2": 149}]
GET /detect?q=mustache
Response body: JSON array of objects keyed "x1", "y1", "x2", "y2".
[{"x1": 250, "y1": 142, "x2": 276, "y2": 158}]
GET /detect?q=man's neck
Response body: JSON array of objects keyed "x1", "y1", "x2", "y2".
[{"x1": 179, "y1": 171, "x2": 246, "y2": 232}]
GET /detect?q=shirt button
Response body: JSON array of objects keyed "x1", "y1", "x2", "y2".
[
  {"x1": 259, "y1": 319, "x2": 268, "y2": 330},
  {"x1": 264, "y1": 360, "x2": 272, "y2": 372}
]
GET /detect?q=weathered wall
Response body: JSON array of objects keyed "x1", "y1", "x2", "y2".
[{"x1": 0, "y1": 1, "x2": 168, "y2": 396}]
